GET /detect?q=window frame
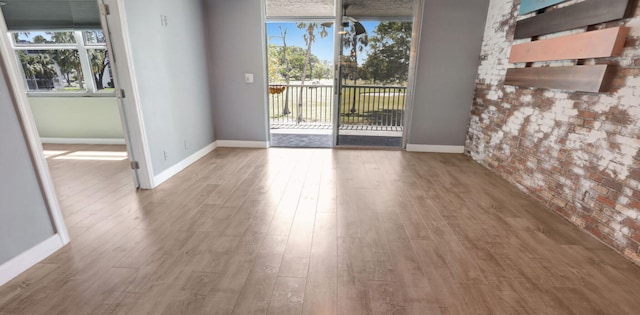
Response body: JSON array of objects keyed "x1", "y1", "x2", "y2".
[{"x1": 9, "y1": 30, "x2": 115, "y2": 97}]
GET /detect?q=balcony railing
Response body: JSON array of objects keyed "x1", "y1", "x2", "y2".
[{"x1": 269, "y1": 84, "x2": 406, "y2": 131}]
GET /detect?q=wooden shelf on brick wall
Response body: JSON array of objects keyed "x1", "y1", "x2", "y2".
[
  {"x1": 504, "y1": 65, "x2": 616, "y2": 93},
  {"x1": 509, "y1": 27, "x2": 629, "y2": 63},
  {"x1": 505, "y1": 0, "x2": 634, "y2": 92}
]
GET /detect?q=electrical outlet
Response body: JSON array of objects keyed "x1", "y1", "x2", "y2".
[
  {"x1": 163, "y1": 150, "x2": 168, "y2": 160},
  {"x1": 244, "y1": 73, "x2": 254, "y2": 84},
  {"x1": 160, "y1": 15, "x2": 168, "y2": 27},
  {"x1": 184, "y1": 140, "x2": 188, "y2": 151}
]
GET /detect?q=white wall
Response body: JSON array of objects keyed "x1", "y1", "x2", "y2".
[
  {"x1": 203, "y1": 0, "x2": 490, "y2": 147},
  {"x1": 407, "y1": 0, "x2": 490, "y2": 148},
  {"x1": 29, "y1": 97, "x2": 124, "y2": 141},
  {"x1": 0, "y1": 65, "x2": 55, "y2": 266},
  {"x1": 122, "y1": 0, "x2": 216, "y2": 175},
  {"x1": 204, "y1": 0, "x2": 268, "y2": 143}
]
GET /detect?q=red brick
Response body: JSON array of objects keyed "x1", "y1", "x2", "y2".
[
  {"x1": 582, "y1": 214, "x2": 598, "y2": 226},
  {"x1": 597, "y1": 195, "x2": 616, "y2": 208},
  {"x1": 578, "y1": 111, "x2": 598, "y2": 119},
  {"x1": 601, "y1": 178, "x2": 623, "y2": 192},
  {"x1": 623, "y1": 218, "x2": 640, "y2": 232},
  {"x1": 630, "y1": 200, "x2": 640, "y2": 211}
]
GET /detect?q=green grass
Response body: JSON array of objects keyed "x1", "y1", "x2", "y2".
[{"x1": 268, "y1": 86, "x2": 406, "y2": 125}]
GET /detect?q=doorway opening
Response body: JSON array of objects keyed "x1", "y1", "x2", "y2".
[
  {"x1": 266, "y1": 21, "x2": 335, "y2": 148},
  {"x1": 335, "y1": 8, "x2": 412, "y2": 148}
]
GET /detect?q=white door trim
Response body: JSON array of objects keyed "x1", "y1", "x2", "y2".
[
  {"x1": 332, "y1": 0, "x2": 342, "y2": 147},
  {"x1": 101, "y1": 0, "x2": 155, "y2": 189},
  {"x1": 401, "y1": 0, "x2": 425, "y2": 149}
]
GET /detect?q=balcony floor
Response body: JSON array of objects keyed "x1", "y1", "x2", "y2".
[{"x1": 270, "y1": 128, "x2": 402, "y2": 148}]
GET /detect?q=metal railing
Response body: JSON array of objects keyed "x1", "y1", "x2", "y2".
[{"x1": 268, "y1": 84, "x2": 406, "y2": 131}]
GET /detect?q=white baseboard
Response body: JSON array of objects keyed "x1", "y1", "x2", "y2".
[
  {"x1": 152, "y1": 142, "x2": 218, "y2": 187},
  {"x1": 406, "y1": 144, "x2": 465, "y2": 154},
  {"x1": 41, "y1": 138, "x2": 126, "y2": 145},
  {"x1": 216, "y1": 140, "x2": 269, "y2": 148},
  {"x1": 0, "y1": 234, "x2": 66, "y2": 287}
]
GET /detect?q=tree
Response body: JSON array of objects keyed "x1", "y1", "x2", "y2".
[
  {"x1": 268, "y1": 44, "x2": 283, "y2": 83},
  {"x1": 313, "y1": 60, "x2": 332, "y2": 80},
  {"x1": 341, "y1": 23, "x2": 368, "y2": 113},
  {"x1": 341, "y1": 23, "x2": 368, "y2": 85},
  {"x1": 17, "y1": 51, "x2": 57, "y2": 89},
  {"x1": 48, "y1": 32, "x2": 84, "y2": 89},
  {"x1": 89, "y1": 49, "x2": 110, "y2": 90},
  {"x1": 270, "y1": 45, "x2": 326, "y2": 82},
  {"x1": 269, "y1": 26, "x2": 291, "y2": 115},
  {"x1": 361, "y1": 22, "x2": 412, "y2": 84},
  {"x1": 295, "y1": 22, "x2": 329, "y2": 123}
]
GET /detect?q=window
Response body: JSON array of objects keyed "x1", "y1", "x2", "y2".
[{"x1": 10, "y1": 30, "x2": 114, "y2": 95}]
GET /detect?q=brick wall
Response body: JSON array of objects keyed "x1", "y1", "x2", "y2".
[{"x1": 466, "y1": 0, "x2": 640, "y2": 265}]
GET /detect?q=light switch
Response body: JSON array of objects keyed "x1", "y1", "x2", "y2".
[{"x1": 244, "y1": 73, "x2": 254, "y2": 84}]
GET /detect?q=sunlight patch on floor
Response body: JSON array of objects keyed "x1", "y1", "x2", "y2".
[{"x1": 52, "y1": 151, "x2": 128, "y2": 161}]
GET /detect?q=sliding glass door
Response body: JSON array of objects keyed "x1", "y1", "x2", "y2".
[{"x1": 335, "y1": 16, "x2": 413, "y2": 148}]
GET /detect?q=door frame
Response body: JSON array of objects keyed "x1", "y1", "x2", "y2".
[
  {"x1": 332, "y1": 0, "x2": 424, "y2": 149},
  {"x1": 263, "y1": 14, "x2": 340, "y2": 147},
  {"x1": 332, "y1": 0, "x2": 343, "y2": 147},
  {"x1": 402, "y1": 0, "x2": 424, "y2": 149},
  {"x1": 100, "y1": 0, "x2": 154, "y2": 189}
]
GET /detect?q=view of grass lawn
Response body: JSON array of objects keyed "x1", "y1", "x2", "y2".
[{"x1": 269, "y1": 84, "x2": 406, "y2": 126}]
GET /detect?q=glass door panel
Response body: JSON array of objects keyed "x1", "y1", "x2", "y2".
[
  {"x1": 336, "y1": 15, "x2": 413, "y2": 147},
  {"x1": 266, "y1": 21, "x2": 335, "y2": 148}
]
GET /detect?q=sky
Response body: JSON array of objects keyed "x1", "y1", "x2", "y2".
[{"x1": 266, "y1": 21, "x2": 380, "y2": 64}]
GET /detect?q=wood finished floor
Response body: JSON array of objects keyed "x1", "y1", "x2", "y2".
[{"x1": 2, "y1": 144, "x2": 640, "y2": 314}]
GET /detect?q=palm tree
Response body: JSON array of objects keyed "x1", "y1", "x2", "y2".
[
  {"x1": 17, "y1": 52, "x2": 57, "y2": 90},
  {"x1": 49, "y1": 32, "x2": 84, "y2": 89},
  {"x1": 277, "y1": 27, "x2": 292, "y2": 115},
  {"x1": 342, "y1": 24, "x2": 368, "y2": 114},
  {"x1": 295, "y1": 22, "x2": 329, "y2": 123}
]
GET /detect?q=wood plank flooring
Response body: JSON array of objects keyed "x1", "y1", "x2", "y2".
[{"x1": 2, "y1": 144, "x2": 640, "y2": 314}]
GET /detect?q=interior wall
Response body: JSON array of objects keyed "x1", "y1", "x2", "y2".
[
  {"x1": 467, "y1": 0, "x2": 640, "y2": 265},
  {"x1": 203, "y1": 0, "x2": 268, "y2": 143},
  {"x1": 204, "y1": 0, "x2": 490, "y2": 145},
  {"x1": 0, "y1": 64, "x2": 55, "y2": 265},
  {"x1": 122, "y1": 0, "x2": 216, "y2": 174},
  {"x1": 407, "y1": 0, "x2": 490, "y2": 147},
  {"x1": 29, "y1": 97, "x2": 124, "y2": 140}
]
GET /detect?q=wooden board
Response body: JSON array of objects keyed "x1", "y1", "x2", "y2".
[
  {"x1": 515, "y1": 0, "x2": 632, "y2": 39},
  {"x1": 504, "y1": 65, "x2": 615, "y2": 92},
  {"x1": 509, "y1": 27, "x2": 629, "y2": 63},
  {"x1": 519, "y1": 0, "x2": 568, "y2": 15}
]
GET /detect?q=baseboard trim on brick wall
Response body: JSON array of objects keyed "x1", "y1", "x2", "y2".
[
  {"x1": 41, "y1": 138, "x2": 126, "y2": 145},
  {"x1": 152, "y1": 142, "x2": 218, "y2": 188},
  {"x1": 406, "y1": 144, "x2": 465, "y2": 153},
  {"x1": 0, "y1": 234, "x2": 66, "y2": 287},
  {"x1": 216, "y1": 140, "x2": 269, "y2": 148}
]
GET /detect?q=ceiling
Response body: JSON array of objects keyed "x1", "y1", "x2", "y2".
[
  {"x1": 0, "y1": 0, "x2": 415, "y2": 31},
  {"x1": 266, "y1": 0, "x2": 415, "y2": 19},
  {"x1": 1, "y1": 0, "x2": 100, "y2": 31}
]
